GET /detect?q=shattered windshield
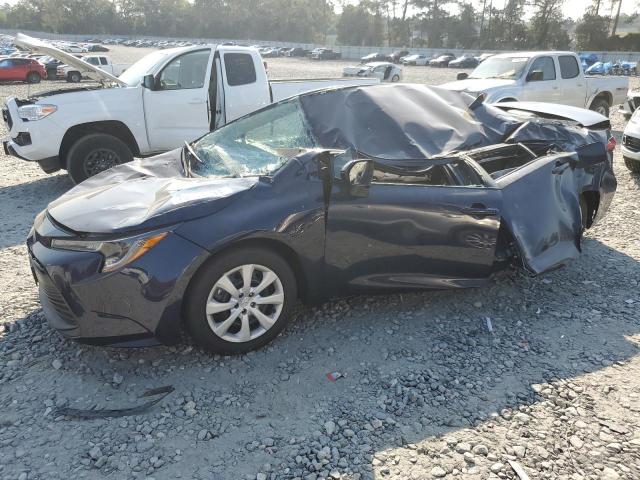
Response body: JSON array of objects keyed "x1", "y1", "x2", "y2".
[
  {"x1": 469, "y1": 56, "x2": 529, "y2": 80},
  {"x1": 191, "y1": 98, "x2": 318, "y2": 177}
]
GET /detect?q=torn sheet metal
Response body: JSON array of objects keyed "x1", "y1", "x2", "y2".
[
  {"x1": 53, "y1": 385, "x2": 174, "y2": 419},
  {"x1": 495, "y1": 101, "x2": 610, "y2": 128},
  {"x1": 47, "y1": 149, "x2": 258, "y2": 234},
  {"x1": 299, "y1": 84, "x2": 521, "y2": 161},
  {"x1": 495, "y1": 151, "x2": 584, "y2": 274}
]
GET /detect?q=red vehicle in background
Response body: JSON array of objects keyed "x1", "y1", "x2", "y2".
[{"x1": 0, "y1": 58, "x2": 46, "y2": 83}]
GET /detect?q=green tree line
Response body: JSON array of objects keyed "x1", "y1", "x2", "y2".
[{"x1": 0, "y1": 0, "x2": 639, "y2": 51}]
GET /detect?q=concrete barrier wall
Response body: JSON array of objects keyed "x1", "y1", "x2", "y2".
[{"x1": 3, "y1": 28, "x2": 640, "y2": 63}]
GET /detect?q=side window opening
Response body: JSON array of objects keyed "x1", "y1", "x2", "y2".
[
  {"x1": 372, "y1": 163, "x2": 454, "y2": 186},
  {"x1": 465, "y1": 144, "x2": 537, "y2": 179},
  {"x1": 224, "y1": 53, "x2": 257, "y2": 86},
  {"x1": 559, "y1": 55, "x2": 580, "y2": 79},
  {"x1": 158, "y1": 49, "x2": 210, "y2": 90},
  {"x1": 529, "y1": 56, "x2": 556, "y2": 80},
  {"x1": 100, "y1": 57, "x2": 108, "y2": 66}
]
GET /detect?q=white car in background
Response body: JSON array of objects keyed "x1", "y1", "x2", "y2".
[
  {"x1": 442, "y1": 51, "x2": 628, "y2": 117},
  {"x1": 401, "y1": 54, "x2": 430, "y2": 66},
  {"x1": 56, "y1": 43, "x2": 88, "y2": 53},
  {"x1": 343, "y1": 61, "x2": 402, "y2": 82},
  {"x1": 622, "y1": 109, "x2": 640, "y2": 173},
  {"x1": 57, "y1": 54, "x2": 130, "y2": 82}
]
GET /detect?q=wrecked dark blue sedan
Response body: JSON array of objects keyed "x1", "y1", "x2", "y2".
[{"x1": 27, "y1": 84, "x2": 617, "y2": 354}]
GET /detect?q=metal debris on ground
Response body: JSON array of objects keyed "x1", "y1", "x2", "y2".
[
  {"x1": 53, "y1": 385, "x2": 175, "y2": 419},
  {"x1": 485, "y1": 317, "x2": 493, "y2": 333}
]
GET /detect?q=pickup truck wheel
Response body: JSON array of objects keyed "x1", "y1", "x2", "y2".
[
  {"x1": 66, "y1": 133, "x2": 133, "y2": 184},
  {"x1": 68, "y1": 71, "x2": 82, "y2": 83},
  {"x1": 185, "y1": 247, "x2": 297, "y2": 355},
  {"x1": 624, "y1": 156, "x2": 640, "y2": 173},
  {"x1": 26, "y1": 72, "x2": 41, "y2": 84},
  {"x1": 589, "y1": 98, "x2": 610, "y2": 117}
]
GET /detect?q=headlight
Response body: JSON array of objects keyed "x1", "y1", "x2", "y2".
[
  {"x1": 17, "y1": 104, "x2": 57, "y2": 121},
  {"x1": 51, "y1": 231, "x2": 168, "y2": 272}
]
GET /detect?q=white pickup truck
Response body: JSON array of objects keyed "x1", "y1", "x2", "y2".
[
  {"x1": 442, "y1": 51, "x2": 629, "y2": 117},
  {"x1": 57, "y1": 55, "x2": 130, "y2": 83},
  {"x1": 4, "y1": 34, "x2": 378, "y2": 183}
]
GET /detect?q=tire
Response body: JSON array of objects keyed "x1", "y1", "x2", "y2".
[
  {"x1": 26, "y1": 72, "x2": 41, "y2": 84},
  {"x1": 68, "y1": 71, "x2": 82, "y2": 83},
  {"x1": 391, "y1": 74, "x2": 400, "y2": 82},
  {"x1": 185, "y1": 246, "x2": 297, "y2": 355},
  {"x1": 624, "y1": 156, "x2": 640, "y2": 173},
  {"x1": 66, "y1": 133, "x2": 133, "y2": 184},
  {"x1": 589, "y1": 97, "x2": 610, "y2": 117}
]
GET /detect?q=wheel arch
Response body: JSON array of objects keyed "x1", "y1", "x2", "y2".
[
  {"x1": 589, "y1": 91, "x2": 613, "y2": 109},
  {"x1": 183, "y1": 236, "x2": 312, "y2": 313},
  {"x1": 581, "y1": 189, "x2": 600, "y2": 228},
  {"x1": 59, "y1": 121, "x2": 140, "y2": 168}
]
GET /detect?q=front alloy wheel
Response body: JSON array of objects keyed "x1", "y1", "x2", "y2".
[
  {"x1": 185, "y1": 247, "x2": 297, "y2": 354},
  {"x1": 206, "y1": 264, "x2": 284, "y2": 343}
]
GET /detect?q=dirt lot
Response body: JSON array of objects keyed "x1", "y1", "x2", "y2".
[{"x1": 0, "y1": 45, "x2": 639, "y2": 480}]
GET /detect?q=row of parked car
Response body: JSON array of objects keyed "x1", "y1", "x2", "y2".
[{"x1": 358, "y1": 50, "x2": 494, "y2": 67}]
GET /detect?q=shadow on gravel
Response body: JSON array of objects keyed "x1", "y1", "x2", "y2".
[
  {"x1": 1, "y1": 236, "x2": 639, "y2": 478},
  {"x1": 0, "y1": 173, "x2": 72, "y2": 249}
]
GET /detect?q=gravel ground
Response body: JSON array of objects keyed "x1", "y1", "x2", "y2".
[{"x1": 0, "y1": 46, "x2": 639, "y2": 480}]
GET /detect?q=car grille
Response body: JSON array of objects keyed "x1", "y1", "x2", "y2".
[
  {"x1": 2, "y1": 107, "x2": 12, "y2": 130},
  {"x1": 39, "y1": 273, "x2": 77, "y2": 328},
  {"x1": 623, "y1": 134, "x2": 640, "y2": 152}
]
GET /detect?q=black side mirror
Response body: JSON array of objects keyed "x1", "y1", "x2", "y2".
[
  {"x1": 142, "y1": 74, "x2": 156, "y2": 90},
  {"x1": 341, "y1": 159, "x2": 373, "y2": 197},
  {"x1": 527, "y1": 70, "x2": 543, "y2": 82},
  {"x1": 457, "y1": 72, "x2": 468, "y2": 80}
]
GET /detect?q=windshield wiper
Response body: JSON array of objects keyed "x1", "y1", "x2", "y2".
[
  {"x1": 181, "y1": 141, "x2": 204, "y2": 178},
  {"x1": 184, "y1": 141, "x2": 204, "y2": 165}
]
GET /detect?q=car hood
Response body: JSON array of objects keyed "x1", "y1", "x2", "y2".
[
  {"x1": 47, "y1": 149, "x2": 258, "y2": 235},
  {"x1": 441, "y1": 78, "x2": 516, "y2": 93},
  {"x1": 14, "y1": 33, "x2": 126, "y2": 86}
]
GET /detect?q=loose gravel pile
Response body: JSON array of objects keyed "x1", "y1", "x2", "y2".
[{"x1": 0, "y1": 46, "x2": 639, "y2": 480}]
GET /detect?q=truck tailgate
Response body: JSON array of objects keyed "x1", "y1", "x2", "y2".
[{"x1": 270, "y1": 78, "x2": 379, "y2": 102}]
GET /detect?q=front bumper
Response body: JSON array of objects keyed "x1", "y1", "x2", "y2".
[
  {"x1": 2, "y1": 99, "x2": 65, "y2": 163},
  {"x1": 27, "y1": 219, "x2": 208, "y2": 346},
  {"x1": 622, "y1": 123, "x2": 640, "y2": 160}
]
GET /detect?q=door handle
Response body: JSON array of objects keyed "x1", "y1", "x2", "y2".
[
  {"x1": 461, "y1": 206, "x2": 498, "y2": 217},
  {"x1": 188, "y1": 98, "x2": 205, "y2": 104}
]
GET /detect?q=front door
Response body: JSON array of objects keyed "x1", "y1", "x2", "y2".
[
  {"x1": 522, "y1": 56, "x2": 561, "y2": 103},
  {"x1": 143, "y1": 48, "x2": 212, "y2": 152},
  {"x1": 324, "y1": 160, "x2": 503, "y2": 293}
]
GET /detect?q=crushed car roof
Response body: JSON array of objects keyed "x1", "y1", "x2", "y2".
[
  {"x1": 296, "y1": 84, "x2": 609, "y2": 162},
  {"x1": 299, "y1": 84, "x2": 520, "y2": 160}
]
